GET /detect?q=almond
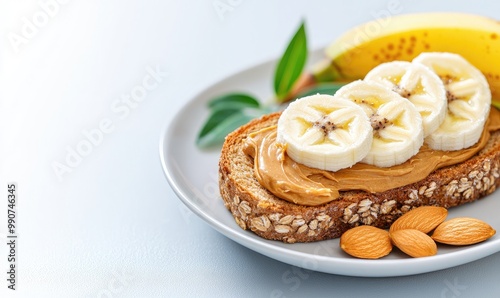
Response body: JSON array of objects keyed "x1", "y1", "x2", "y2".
[
  {"x1": 340, "y1": 226, "x2": 392, "y2": 259},
  {"x1": 390, "y1": 206, "x2": 447, "y2": 233},
  {"x1": 431, "y1": 217, "x2": 496, "y2": 245},
  {"x1": 390, "y1": 229, "x2": 437, "y2": 258}
]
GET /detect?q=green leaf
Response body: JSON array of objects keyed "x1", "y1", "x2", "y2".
[
  {"x1": 208, "y1": 93, "x2": 260, "y2": 111},
  {"x1": 198, "y1": 109, "x2": 238, "y2": 139},
  {"x1": 295, "y1": 82, "x2": 346, "y2": 98},
  {"x1": 197, "y1": 109, "x2": 264, "y2": 148},
  {"x1": 274, "y1": 21, "x2": 307, "y2": 101}
]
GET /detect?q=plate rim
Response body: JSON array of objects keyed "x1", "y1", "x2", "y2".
[{"x1": 159, "y1": 54, "x2": 500, "y2": 277}]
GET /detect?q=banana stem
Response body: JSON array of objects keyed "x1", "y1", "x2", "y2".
[{"x1": 311, "y1": 59, "x2": 342, "y2": 82}]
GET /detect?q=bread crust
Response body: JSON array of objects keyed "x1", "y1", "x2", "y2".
[{"x1": 219, "y1": 112, "x2": 500, "y2": 243}]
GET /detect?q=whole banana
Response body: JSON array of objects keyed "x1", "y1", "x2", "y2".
[{"x1": 312, "y1": 12, "x2": 500, "y2": 104}]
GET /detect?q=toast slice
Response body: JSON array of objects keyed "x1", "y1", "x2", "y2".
[{"x1": 219, "y1": 112, "x2": 500, "y2": 243}]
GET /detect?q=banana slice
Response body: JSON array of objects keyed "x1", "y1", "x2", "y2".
[
  {"x1": 364, "y1": 61, "x2": 447, "y2": 137},
  {"x1": 276, "y1": 94, "x2": 372, "y2": 172},
  {"x1": 335, "y1": 80, "x2": 424, "y2": 167},
  {"x1": 413, "y1": 52, "x2": 491, "y2": 151}
]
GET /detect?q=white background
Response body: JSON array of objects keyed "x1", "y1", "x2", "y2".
[{"x1": 1, "y1": 0, "x2": 500, "y2": 297}]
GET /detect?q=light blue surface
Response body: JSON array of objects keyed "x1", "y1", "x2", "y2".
[{"x1": 1, "y1": 1, "x2": 499, "y2": 297}]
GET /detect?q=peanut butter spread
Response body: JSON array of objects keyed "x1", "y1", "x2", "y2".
[{"x1": 244, "y1": 109, "x2": 500, "y2": 206}]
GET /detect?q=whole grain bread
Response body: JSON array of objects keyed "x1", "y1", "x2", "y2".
[{"x1": 219, "y1": 112, "x2": 500, "y2": 243}]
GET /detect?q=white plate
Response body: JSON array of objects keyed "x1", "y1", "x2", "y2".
[{"x1": 159, "y1": 49, "x2": 500, "y2": 277}]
